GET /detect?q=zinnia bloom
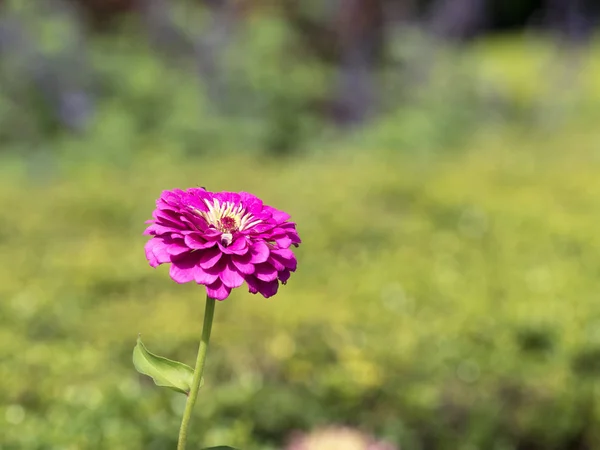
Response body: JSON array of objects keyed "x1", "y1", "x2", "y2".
[
  {"x1": 286, "y1": 427, "x2": 397, "y2": 450},
  {"x1": 143, "y1": 188, "x2": 300, "y2": 300}
]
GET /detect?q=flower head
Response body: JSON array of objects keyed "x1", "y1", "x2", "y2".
[
  {"x1": 143, "y1": 188, "x2": 301, "y2": 300},
  {"x1": 286, "y1": 427, "x2": 397, "y2": 450}
]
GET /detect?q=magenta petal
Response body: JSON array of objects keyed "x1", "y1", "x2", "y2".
[
  {"x1": 159, "y1": 190, "x2": 184, "y2": 207},
  {"x1": 268, "y1": 256, "x2": 285, "y2": 271},
  {"x1": 193, "y1": 266, "x2": 219, "y2": 285},
  {"x1": 269, "y1": 208, "x2": 291, "y2": 223},
  {"x1": 170, "y1": 262, "x2": 195, "y2": 283},
  {"x1": 206, "y1": 280, "x2": 231, "y2": 300},
  {"x1": 180, "y1": 215, "x2": 208, "y2": 232},
  {"x1": 188, "y1": 186, "x2": 208, "y2": 194},
  {"x1": 166, "y1": 241, "x2": 189, "y2": 256},
  {"x1": 251, "y1": 223, "x2": 277, "y2": 234},
  {"x1": 181, "y1": 191, "x2": 209, "y2": 212},
  {"x1": 145, "y1": 249, "x2": 160, "y2": 267},
  {"x1": 260, "y1": 279, "x2": 279, "y2": 297},
  {"x1": 279, "y1": 225, "x2": 301, "y2": 244},
  {"x1": 239, "y1": 192, "x2": 263, "y2": 214},
  {"x1": 145, "y1": 238, "x2": 172, "y2": 267},
  {"x1": 249, "y1": 241, "x2": 270, "y2": 264},
  {"x1": 231, "y1": 253, "x2": 255, "y2": 275},
  {"x1": 218, "y1": 237, "x2": 248, "y2": 255},
  {"x1": 144, "y1": 223, "x2": 180, "y2": 236},
  {"x1": 199, "y1": 246, "x2": 222, "y2": 269},
  {"x1": 204, "y1": 257, "x2": 227, "y2": 276},
  {"x1": 274, "y1": 236, "x2": 293, "y2": 249},
  {"x1": 246, "y1": 276, "x2": 279, "y2": 298},
  {"x1": 216, "y1": 192, "x2": 241, "y2": 205},
  {"x1": 185, "y1": 234, "x2": 217, "y2": 250},
  {"x1": 271, "y1": 248, "x2": 297, "y2": 271},
  {"x1": 200, "y1": 228, "x2": 222, "y2": 238},
  {"x1": 279, "y1": 269, "x2": 291, "y2": 283},
  {"x1": 219, "y1": 261, "x2": 245, "y2": 288},
  {"x1": 230, "y1": 237, "x2": 248, "y2": 251},
  {"x1": 254, "y1": 262, "x2": 278, "y2": 282},
  {"x1": 152, "y1": 208, "x2": 182, "y2": 226}
]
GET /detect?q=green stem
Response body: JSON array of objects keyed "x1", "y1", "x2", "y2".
[{"x1": 177, "y1": 295, "x2": 216, "y2": 450}]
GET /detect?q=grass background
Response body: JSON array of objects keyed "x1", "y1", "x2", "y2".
[{"x1": 2, "y1": 9, "x2": 600, "y2": 449}]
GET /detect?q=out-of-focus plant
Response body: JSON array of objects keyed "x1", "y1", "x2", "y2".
[{"x1": 286, "y1": 426, "x2": 397, "y2": 450}]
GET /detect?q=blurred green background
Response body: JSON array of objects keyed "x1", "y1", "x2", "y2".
[{"x1": 2, "y1": 0, "x2": 600, "y2": 449}]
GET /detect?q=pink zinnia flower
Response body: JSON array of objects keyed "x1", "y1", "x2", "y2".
[
  {"x1": 143, "y1": 188, "x2": 301, "y2": 300},
  {"x1": 286, "y1": 427, "x2": 398, "y2": 450}
]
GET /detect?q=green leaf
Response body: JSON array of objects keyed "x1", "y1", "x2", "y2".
[
  {"x1": 132, "y1": 335, "x2": 202, "y2": 395},
  {"x1": 201, "y1": 447, "x2": 239, "y2": 450}
]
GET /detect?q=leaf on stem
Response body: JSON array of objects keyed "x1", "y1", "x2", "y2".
[
  {"x1": 201, "y1": 447, "x2": 240, "y2": 449},
  {"x1": 132, "y1": 335, "x2": 202, "y2": 395}
]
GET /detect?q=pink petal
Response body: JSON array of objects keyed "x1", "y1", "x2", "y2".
[
  {"x1": 199, "y1": 246, "x2": 222, "y2": 269},
  {"x1": 239, "y1": 192, "x2": 263, "y2": 214},
  {"x1": 215, "y1": 192, "x2": 241, "y2": 205},
  {"x1": 169, "y1": 262, "x2": 195, "y2": 283},
  {"x1": 246, "y1": 276, "x2": 279, "y2": 298},
  {"x1": 269, "y1": 208, "x2": 291, "y2": 224},
  {"x1": 187, "y1": 187, "x2": 208, "y2": 196},
  {"x1": 145, "y1": 238, "x2": 172, "y2": 267},
  {"x1": 144, "y1": 224, "x2": 180, "y2": 236},
  {"x1": 274, "y1": 236, "x2": 292, "y2": 249},
  {"x1": 204, "y1": 257, "x2": 227, "y2": 276},
  {"x1": 279, "y1": 269, "x2": 291, "y2": 283},
  {"x1": 206, "y1": 280, "x2": 231, "y2": 300},
  {"x1": 278, "y1": 224, "x2": 301, "y2": 244},
  {"x1": 254, "y1": 262, "x2": 278, "y2": 282},
  {"x1": 231, "y1": 253, "x2": 255, "y2": 275},
  {"x1": 251, "y1": 223, "x2": 276, "y2": 234},
  {"x1": 152, "y1": 208, "x2": 182, "y2": 225},
  {"x1": 268, "y1": 256, "x2": 285, "y2": 271},
  {"x1": 166, "y1": 241, "x2": 189, "y2": 256},
  {"x1": 218, "y1": 237, "x2": 248, "y2": 255},
  {"x1": 279, "y1": 222, "x2": 297, "y2": 229},
  {"x1": 193, "y1": 266, "x2": 219, "y2": 285},
  {"x1": 219, "y1": 261, "x2": 245, "y2": 288},
  {"x1": 180, "y1": 215, "x2": 209, "y2": 232},
  {"x1": 249, "y1": 241, "x2": 270, "y2": 264},
  {"x1": 181, "y1": 191, "x2": 210, "y2": 212},
  {"x1": 185, "y1": 234, "x2": 217, "y2": 250},
  {"x1": 158, "y1": 190, "x2": 183, "y2": 208},
  {"x1": 271, "y1": 248, "x2": 297, "y2": 271}
]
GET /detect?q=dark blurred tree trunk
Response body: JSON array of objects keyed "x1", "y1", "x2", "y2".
[
  {"x1": 534, "y1": 0, "x2": 597, "y2": 129},
  {"x1": 0, "y1": 2, "x2": 94, "y2": 134},
  {"x1": 545, "y1": 0, "x2": 597, "y2": 43},
  {"x1": 427, "y1": 0, "x2": 487, "y2": 40},
  {"x1": 193, "y1": 0, "x2": 237, "y2": 111},
  {"x1": 67, "y1": 0, "x2": 137, "y2": 29},
  {"x1": 331, "y1": 0, "x2": 385, "y2": 126},
  {"x1": 140, "y1": 0, "x2": 237, "y2": 111},
  {"x1": 281, "y1": 0, "x2": 387, "y2": 126}
]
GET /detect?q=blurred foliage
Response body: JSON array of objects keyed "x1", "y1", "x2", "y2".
[
  {"x1": 3, "y1": 122, "x2": 600, "y2": 449},
  {"x1": 2, "y1": 3, "x2": 600, "y2": 450},
  {"x1": 2, "y1": 0, "x2": 600, "y2": 159}
]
